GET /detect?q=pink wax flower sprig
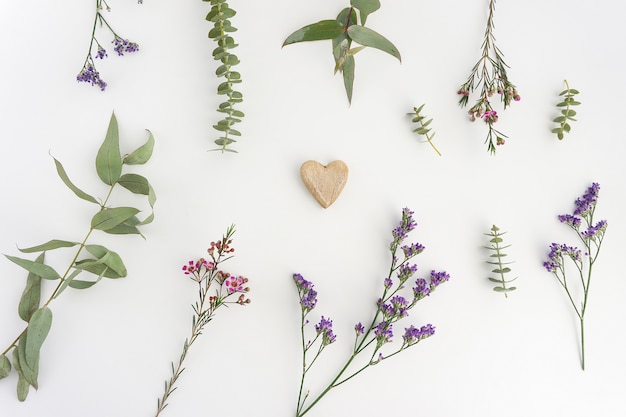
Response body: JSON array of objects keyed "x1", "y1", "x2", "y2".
[
  {"x1": 457, "y1": 0, "x2": 520, "y2": 154},
  {"x1": 77, "y1": 0, "x2": 141, "y2": 91},
  {"x1": 154, "y1": 225, "x2": 250, "y2": 416},
  {"x1": 293, "y1": 208, "x2": 450, "y2": 417},
  {"x1": 543, "y1": 183, "x2": 607, "y2": 370}
]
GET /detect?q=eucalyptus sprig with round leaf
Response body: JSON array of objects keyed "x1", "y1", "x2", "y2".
[
  {"x1": 283, "y1": 0, "x2": 401, "y2": 104},
  {"x1": 0, "y1": 112, "x2": 156, "y2": 401},
  {"x1": 205, "y1": 0, "x2": 244, "y2": 153},
  {"x1": 552, "y1": 80, "x2": 580, "y2": 140}
]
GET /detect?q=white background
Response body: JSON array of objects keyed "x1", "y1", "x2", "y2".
[{"x1": 1, "y1": 1, "x2": 625, "y2": 416}]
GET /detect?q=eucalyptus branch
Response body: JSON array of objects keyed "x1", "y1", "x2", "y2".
[
  {"x1": 484, "y1": 225, "x2": 517, "y2": 297},
  {"x1": 283, "y1": 0, "x2": 400, "y2": 104},
  {"x1": 408, "y1": 104, "x2": 441, "y2": 156},
  {"x1": 205, "y1": 0, "x2": 245, "y2": 153},
  {"x1": 0, "y1": 112, "x2": 156, "y2": 400},
  {"x1": 552, "y1": 80, "x2": 580, "y2": 140},
  {"x1": 457, "y1": 0, "x2": 520, "y2": 153},
  {"x1": 543, "y1": 183, "x2": 607, "y2": 370},
  {"x1": 292, "y1": 208, "x2": 450, "y2": 417},
  {"x1": 154, "y1": 225, "x2": 250, "y2": 416},
  {"x1": 77, "y1": 0, "x2": 141, "y2": 91}
]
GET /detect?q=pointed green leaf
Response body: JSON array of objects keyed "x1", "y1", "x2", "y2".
[
  {"x1": 0, "y1": 355, "x2": 10, "y2": 379},
  {"x1": 96, "y1": 112, "x2": 122, "y2": 185},
  {"x1": 342, "y1": 54, "x2": 355, "y2": 104},
  {"x1": 12, "y1": 349, "x2": 29, "y2": 401},
  {"x1": 5, "y1": 255, "x2": 60, "y2": 280},
  {"x1": 68, "y1": 279, "x2": 99, "y2": 289},
  {"x1": 18, "y1": 240, "x2": 78, "y2": 254},
  {"x1": 26, "y1": 307, "x2": 52, "y2": 369},
  {"x1": 283, "y1": 20, "x2": 345, "y2": 46},
  {"x1": 105, "y1": 216, "x2": 143, "y2": 236},
  {"x1": 52, "y1": 156, "x2": 99, "y2": 204},
  {"x1": 346, "y1": 25, "x2": 401, "y2": 61},
  {"x1": 18, "y1": 253, "x2": 44, "y2": 322},
  {"x1": 351, "y1": 0, "x2": 380, "y2": 25},
  {"x1": 91, "y1": 207, "x2": 140, "y2": 231},
  {"x1": 488, "y1": 277, "x2": 502, "y2": 283},
  {"x1": 54, "y1": 269, "x2": 82, "y2": 299},
  {"x1": 85, "y1": 245, "x2": 127, "y2": 277},
  {"x1": 118, "y1": 174, "x2": 150, "y2": 195},
  {"x1": 17, "y1": 334, "x2": 38, "y2": 389},
  {"x1": 123, "y1": 130, "x2": 154, "y2": 165}
]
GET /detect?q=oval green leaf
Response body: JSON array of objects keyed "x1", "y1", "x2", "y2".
[
  {"x1": 18, "y1": 253, "x2": 44, "y2": 322},
  {"x1": 91, "y1": 207, "x2": 140, "y2": 231},
  {"x1": 283, "y1": 20, "x2": 345, "y2": 46},
  {"x1": 118, "y1": 174, "x2": 150, "y2": 195},
  {"x1": 4, "y1": 255, "x2": 61, "y2": 280},
  {"x1": 96, "y1": 112, "x2": 122, "y2": 185},
  {"x1": 25, "y1": 307, "x2": 52, "y2": 370},
  {"x1": 123, "y1": 130, "x2": 154, "y2": 165},
  {"x1": 346, "y1": 25, "x2": 401, "y2": 61},
  {"x1": 0, "y1": 354, "x2": 10, "y2": 379}
]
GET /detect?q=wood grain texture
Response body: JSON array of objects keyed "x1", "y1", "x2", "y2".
[{"x1": 300, "y1": 160, "x2": 349, "y2": 208}]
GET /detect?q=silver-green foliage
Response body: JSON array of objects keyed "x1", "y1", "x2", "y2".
[
  {"x1": 206, "y1": 0, "x2": 244, "y2": 153},
  {"x1": 0, "y1": 112, "x2": 156, "y2": 401},
  {"x1": 408, "y1": 104, "x2": 441, "y2": 156},
  {"x1": 283, "y1": 0, "x2": 401, "y2": 104},
  {"x1": 552, "y1": 80, "x2": 580, "y2": 140},
  {"x1": 484, "y1": 225, "x2": 516, "y2": 297}
]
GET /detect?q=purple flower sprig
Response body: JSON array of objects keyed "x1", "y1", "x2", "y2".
[
  {"x1": 543, "y1": 183, "x2": 607, "y2": 370},
  {"x1": 457, "y1": 0, "x2": 520, "y2": 154},
  {"x1": 293, "y1": 208, "x2": 450, "y2": 417},
  {"x1": 155, "y1": 225, "x2": 250, "y2": 417},
  {"x1": 77, "y1": 0, "x2": 141, "y2": 91}
]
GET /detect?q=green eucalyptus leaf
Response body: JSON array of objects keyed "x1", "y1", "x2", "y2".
[
  {"x1": 91, "y1": 207, "x2": 140, "y2": 231},
  {"x1": 283, "y1": 20, "x2": 345, "y2": 46},
  {"x1": 18, "y1": 253, "x2": 45, "y2": 322},
  {"x1": 123, "y1": 130, "x2": 154, "y2": 165},
  {"x1": 563, "y1": 123, "x2": 571, "y2": 132},
  {"x1": 12, "y1": 349, "x2": 29, "y2": 401},
  {"x1": 346, "y1": 25, "x2": 401, "y2": 61},
  {"x1": 85, "y1": 245, "x2": 127, "y2": 277},
  {"x1": 558, "y1": 132, "x2": 564, "y2": 140},
  {"x1": 52, "y1": 156, "x2": 99, "y2": 205},
  {"x1": 118, "y1": 174, "x2": 150, "y2": 195},
  {"x1": 68, "y1": 280, "x2": 99, "y2": 289},
  {"x1": 342, "y1": 54, "x2": 355, "y2": 104},
  {"x1": 53, "y1": 269, "x2": 82, "y2": 299},
  {"x1": 5, "y1": 255, "x2": 60, "y2": 280},
  {"x1": 350, "y1": 0, "x2": 380, "y2": 24},
  {"x1": 568, "y1": 89, "x2": 580, "y2": 94},
  {"x1": 487, "y1": 277, "x2": 502, "y2": 283},
  {"x1": 96, "y1": 112, "x2": 123, "y2": 186},
  {"x1": 18, "y1": 240, "x2": 78, "y2": 254},
  {"x1": 553, "y1": 116, "x2": 565, "y2": 123},
  {"x1": 0, "y1": 354, "x2": 11, "y2": 379},
  {"x1": 17, "y1": 334, "x2": 37, "y2": 389},
  {"x1": 493, "y1": 286, "x2": 515, "y2": 292},
  {"x1": 25, "y1": 307, "x2": 52, "y2": 370}
]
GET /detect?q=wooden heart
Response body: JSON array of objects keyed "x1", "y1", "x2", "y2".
[{"x1": 300, "y1": 160, "x2": 349, "y2": 208}]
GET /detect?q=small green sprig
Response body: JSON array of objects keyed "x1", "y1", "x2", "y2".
[
  {"x1": 457, "y1": 0, "x2": 520, "y2": 154},
  {"x1": 552, "y1": 80, "x2": 580, "y2": 140},
  {"x1": 154, "y1": 225, "x2": 250, "y2": 416},
  {"x1": 408, "y1": 104, "x2": 441, "y2": 156},
  {"x1": 283, "y1": 0, "x2": 401, "y2": 104},
  {"x1": 484, "y1": 225, "x2": 516, "y2": 297},
  {"x1": 0, "y1": 112, "x2": 156, "y2": 401},
  {"x1": 205, "y1": 0, "x2": 244, "y2": 153}
]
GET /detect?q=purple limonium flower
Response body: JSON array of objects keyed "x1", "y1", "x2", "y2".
[
  {"x1": 354, "y1": 322, "x2": 365, "y2": 335},
  {"x1": 374, "y1": 321, "x2": 393, "y2": 346},
  {"x1": 558, "y1": 214, "x2": 582, "y2": 229},
  {"x1": 573, "y1": 183, "x2": 600, "y2": 216},
  {"x1": 112, "y1": 37, "x2": 139, "y2": 56},
  {"x1": 293, "y1": 273, "x2": 317, "y2": 311},
  {"x1": 95, "y1": 46, "x2": 108, "y2": 59},
  {"x1": 412, "y1": 278, "x2": 430, "y2": 299},
  {"x1": 391, "y1": 208, "x2": 417, "y2": 249},
  {"x1": 402, "y1": 242, "x2": 425, "y2": 258},
  {"x1": 383, "y1": 277, "x2": 393, "y2": 289},
  {"x1": 397, "y1": 263, "x2": 418, "y2": 282},
  {"x1": 543, "y1": 243, "x2": 582, "y2": 272},
  {"x1": 429, "y1": 270, "x2": 450, "y2": 288},
  {"x1": 315, "y1": 316, "x2": 336, "y2": 345},
  {"x1": 581, "y1": 220, "x2": 607, "y2": 240},
  {"x1": 402, "y1": 324, "x2": 436, "y2": 345},
  {"x1": 76, "y1": 62, "x2": 107, "y2": 91}
]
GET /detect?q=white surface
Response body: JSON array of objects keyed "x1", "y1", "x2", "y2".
[{"x1": 1, "y1": 1, "x2": 625, "y2": 416}]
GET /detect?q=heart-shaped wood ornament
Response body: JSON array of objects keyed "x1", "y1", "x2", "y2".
[{"x1": 300, "y1": 160, "x2": 349, "y2": 208}]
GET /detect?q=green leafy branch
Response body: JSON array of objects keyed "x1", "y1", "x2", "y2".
[
  {"x1": 205, "y1": 0, "x2": 244, "y2": 153},
  {"x1": 283, "y1": 0, "x2": 401, "y2": 104},
  {"x1": 0, "y1": 112, "x2": 156, "y2": 401},
  {"x1": 552, "y1": 80, "x2": 580, "y2": 140},
  {"x1": 408, "y1": 104, "x2": 441, "y2": 156},
  {"x1": 484, "y1": 225, "x2": 516, "y2": 297}
]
